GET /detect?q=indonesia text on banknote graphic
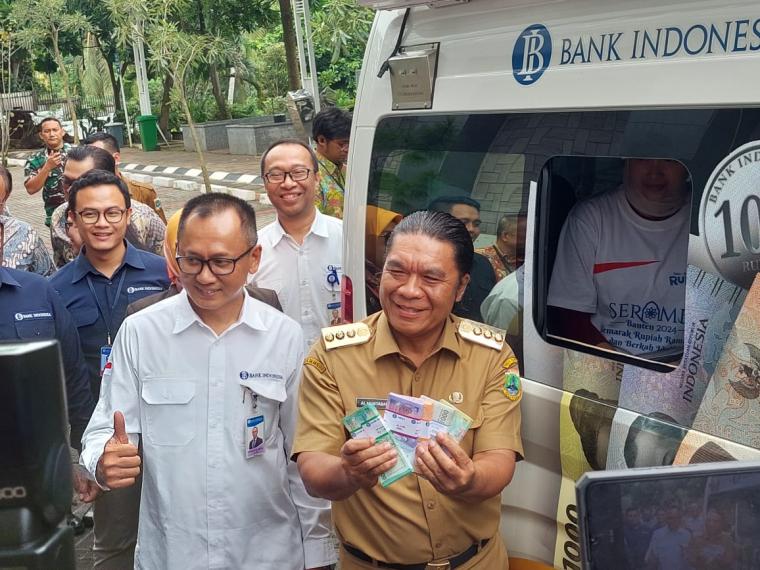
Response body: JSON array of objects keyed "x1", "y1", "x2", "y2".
[
  {"x1": 693, "y1": 274, "x2": 760, "y2": 449},
  {"x1": 619, "y1": 266, "x2": 745, "y2": 427}
]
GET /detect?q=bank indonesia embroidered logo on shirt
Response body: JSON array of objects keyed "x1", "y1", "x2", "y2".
[
  {"x1": 14, "y1": 311, "x2": 52, "y2": 321},
  {"x1": 127, "y1": 286, "x2": 164, "y2": 294},
  {"x1": 512, "y1": 24, "x2": 552, "y2": 85}
]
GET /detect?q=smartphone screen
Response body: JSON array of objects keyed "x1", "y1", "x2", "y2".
[{"x1": 579, "y1": 466, "x2": 760, "y2": 570}]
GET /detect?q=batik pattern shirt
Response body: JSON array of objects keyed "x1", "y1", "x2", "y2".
[
  {"x1": 315, "y1": 151, "x2": 346, "y2": 219},
  {"x1": 0, "y1": 214, "x2": 54, "y2": 276}
]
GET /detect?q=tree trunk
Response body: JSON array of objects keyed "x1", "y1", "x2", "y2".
[
  {"x1": 101, "y1": 47, "x2": 121, "y2": 112},
  {"x1": 278, "y1": 0, "x2": 301, "y2": 91},
  {"x1": 177, "y1": 79, "x2": 212, "y2": 194},
  {"x1": 158, "y1": 71, "x2": 173, "y2": 135},
  {"x1": 209, "y1": 63, "x2": 230, "y2": 119},
  {"x1": 51, "y1": 28, "x2": 79, "y2": 144}
]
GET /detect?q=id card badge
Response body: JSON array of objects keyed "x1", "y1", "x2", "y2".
[
  {"x1": 245, "y1": 415, "x2": 265, "y2": 458},
  {"x1": 99, "y1": 346, "x2": 112, "y2": 376},
  {"x1": 327, "y1": 300, "x2": 341, "y2": 326}
]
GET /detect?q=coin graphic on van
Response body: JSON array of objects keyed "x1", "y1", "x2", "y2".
[{"x1": 700, "y1": 140, "x2": 760, "y2": 290}]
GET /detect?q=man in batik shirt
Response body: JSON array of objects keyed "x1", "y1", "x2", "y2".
[
  {"x1": 0, "y1": 166, "x2": 54, "y2": 276},
  {"x1": 313, "y1": 107, "x2": 352, "y2": 219}
]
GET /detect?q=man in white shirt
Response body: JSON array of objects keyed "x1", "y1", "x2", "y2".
[
  {"x1": 251, "y1": 139, "x2": 343, "y2": 349},
  {"x1": 79, "y1": 193, "x2": 335, "y2": 570},
  {"x1": 645, "y1": 503, "x2": 691, "y2": 570},
  {"x1": 547, "y1": 158, "x2": 690, "y2": 358}
]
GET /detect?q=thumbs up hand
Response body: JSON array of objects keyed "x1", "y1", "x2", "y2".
[{"x1": 96, "y1": 411, "x2": 141, "y2": 489}]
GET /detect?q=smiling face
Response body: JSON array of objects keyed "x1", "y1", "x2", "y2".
[
  {"x1": 625, "y1": 159, "x2": 688, "y2": 207},
  {"x1": 73, "y1": 184, "x2": 130, "y2": 255},
  {"x1": 263, "y1": 143, "x2": 318, "y2": 222},
  {"x1": 448, "y1": 203, "x2": 481, "y2": 241},
  {"x1": 379, "y1": 233, "x2": 469, "y2": 346},
  {"x1": 177, "y1": 207, "x2": 261, "y2": 324}
]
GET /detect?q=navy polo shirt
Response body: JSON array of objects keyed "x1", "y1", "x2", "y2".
[
  {"x1": 0, "y1": 266, "x2": 95, "y2": 447},
  {"x1": 50, "y1": 242, "x2": 169, "y2": 398}
]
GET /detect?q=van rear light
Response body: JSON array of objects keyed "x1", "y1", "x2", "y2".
[{"x1": 341, "y1": 275, "x2": 354, "y2": 324}]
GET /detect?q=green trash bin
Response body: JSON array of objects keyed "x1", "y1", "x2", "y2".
[{"x1": 136, "y1": 115, "x2": 159, "y2": 151}]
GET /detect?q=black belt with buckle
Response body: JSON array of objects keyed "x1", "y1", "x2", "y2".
[{"x1": 343, "y1": 538, "x2": 489, "y2": 570}]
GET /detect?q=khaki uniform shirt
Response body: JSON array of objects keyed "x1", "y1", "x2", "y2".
[
  {"x1": 124, "y1": 176, "x2": 167, "y2": 223},
  {"x1": 293, "y1": 311, "x2": 523, "y2": 563}
]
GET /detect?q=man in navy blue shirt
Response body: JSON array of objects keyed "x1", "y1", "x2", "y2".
[
  {"x1": 0, "y1": 265, "x2": 94, "y2": 449},
  {"x1": 50, "y1": 169, "x2": 168, "y2": 570},
  {"x1": 50, "y1": 170, "x2": 169, "y2": 398}
]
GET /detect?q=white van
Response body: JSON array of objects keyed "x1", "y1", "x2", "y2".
[{"x1": 342, "y1": 1, "x2": 760, "y2": 568}]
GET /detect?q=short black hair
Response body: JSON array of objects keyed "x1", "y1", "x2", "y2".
[
  {"x1": 0, "y1": 166, "x2": 12, "y2": 198},
  {"x1": 178, "y1": 193, "x2": 258, "y2": 246},
  {"x1": 260, "y1": 138, "x2": 319, "y2": 175},
  {"x1": 67, "y1": 145, "x2": 116, "y2": 174},
  {"x1": 38, "y1": 117, "x2": 62, "y2": 132},
  {"x1": 312, "y1": 107, "x2": 352, "y2": 141},
  {"x1": 84, "y1": 132, "x2": 120, "y2": 154},
  {"x1": 428, "y1": 195, "x2": 481, "y2": 213},
  {"x1": 69, "y1": 170, "x2": 131, "y2": 212},
  {"x1": 386, "y1": 210, "x2": 474, "y2": 276}
]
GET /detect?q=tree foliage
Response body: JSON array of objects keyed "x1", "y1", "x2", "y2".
[{"x1": 10, "y1": 0, "x2": 92, "y2": 142}]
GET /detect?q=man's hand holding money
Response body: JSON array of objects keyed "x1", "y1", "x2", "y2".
[
  {"x1": 340, "y1": 437, "x2": 398, "y2": 491},
  {"x1": 416, "y1": 432, "x2": 516, "y2": 503}
]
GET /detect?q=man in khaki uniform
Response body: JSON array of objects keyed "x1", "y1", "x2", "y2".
[{"x1": 294, "y1": 210, "x2": 523, "y2": 569}]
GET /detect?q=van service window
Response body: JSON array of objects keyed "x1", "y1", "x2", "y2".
[
  {"x1": 367, "y1": 109, "x2": 760, "y2": 381},
  {"x1": 544, "y1": 157, "x2": 691, "y2": 368}
]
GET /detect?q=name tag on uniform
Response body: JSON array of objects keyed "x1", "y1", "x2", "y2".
[
  {"x1": 100, "y1": 346, "x2": 112, "y2": 377},
  {"x1": 356, "y1": 397, "x2": 388, "y2": 411},
  {"x1": 245, "y1": 415, "x2": 265, "y2": 458}
]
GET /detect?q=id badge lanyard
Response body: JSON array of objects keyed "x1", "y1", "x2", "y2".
[{"x1": 86, "y1": 270, "x2": 127, "y2": 346}]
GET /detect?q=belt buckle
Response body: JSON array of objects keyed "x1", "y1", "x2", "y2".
[{"x1": 426, "y1": 563, "x2": 451, "y2": 569}]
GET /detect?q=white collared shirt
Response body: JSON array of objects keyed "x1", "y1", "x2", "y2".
[
  {"x1": 251, "y1": 208, "x2": 343, "y2": 348},
  {"x1": 80, "y1": 291, "x2": 335, "y2": 570}
]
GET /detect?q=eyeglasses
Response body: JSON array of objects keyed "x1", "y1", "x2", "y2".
[
  {"x1": 76, "y1": 208, "x2": 127, "y2": 224},
  {"x1": 176, "y1": 246, "x2": 254, "y2": 276},
  {"x1": 62, "y1": 176, "x2": 76, "y2": 191},
  {"x1": 264, "y1": 167, "x2": 312, "y2": 184}
]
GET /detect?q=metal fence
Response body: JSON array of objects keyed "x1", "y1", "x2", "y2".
[{"x1": 0, "y1": 89, "x2": 116, "y2": 120}]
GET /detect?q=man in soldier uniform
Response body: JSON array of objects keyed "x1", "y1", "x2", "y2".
[
  {"x1": 24, "y1": 117, "x2": 72, "y2": 226},
  {"x1": 294, "y1": 210, "x2": 523, "y2": 569}
]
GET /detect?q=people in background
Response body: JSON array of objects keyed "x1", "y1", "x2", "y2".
[
  {"x1": 0, "y1": 166, "x2": 54, "y2": 275},
  {"x1": 251, "y1": 139, "x2": 343, "y2": 348},
  {"x1": 50, "y1": 146, "x2": 166, "y2": 267},
  {"x1": 313, "y1": 106, "x2": 352, "y2": 219},
  {"x1": 24, "y1": 117, "x2": 72, "y2": 227},
  {"x1": 429, "y1": 196, "x2": 496, "y2": 322},
  {"x1": 548, "y1": 158, "x2": 690, "y2": 359},
  {"x1": 476, "y1": 213, "x2": 527, "y2": 281},
  {"x1": 84, "y1": 132, "x2": 167, "y2": 222}
]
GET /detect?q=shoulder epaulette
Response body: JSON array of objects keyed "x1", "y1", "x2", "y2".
[
  {"x1": 457, "y1": 319, "x2": 505, "y2": 350},
  {"x1": 321, "y1": 322, "x2": 372, "y2": 351}
]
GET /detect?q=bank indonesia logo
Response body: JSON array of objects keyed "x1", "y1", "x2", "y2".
[
  {"x1": 512, "y1": 24, "x2": 552, "y2": 85},
  {"x1": 239, "y1": 371, "x2": 249, "y2": 380}
]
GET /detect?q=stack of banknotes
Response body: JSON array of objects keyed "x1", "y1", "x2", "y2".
[{"x1": 343, "y1": 392, "x2": 473, "y2": 487}]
